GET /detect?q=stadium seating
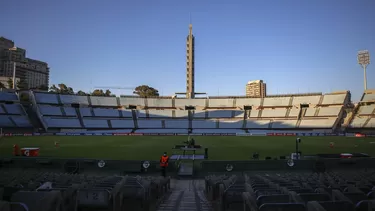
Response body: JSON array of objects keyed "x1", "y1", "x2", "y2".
[
  {"x1": 93, "y1": 108, "x2": 120, "y2": 117},
  {"x1": 60, "y1": 94, "x2": 89, "y2": 105},
  {"x1": 0, "y1": 91, "x2": 18, "y2": 101},
  {"x1": 235, "y1": 98, "x2": 261, "y2": 107},
  {"x1": 79, "y1": 107, "x2": 92, "y2": 117},
  {"x1": 192, "y1": 120, "x2": 216, "y2": 128},
  {"x1": 110, "y1": 119, "x2": 134, "y2": 128},
  {"x1": 38, "y1": 105, "x2": 63, "y2": 116},
  {"x1": 148, "y1": 109, "x2": 173, "y2": 118},
  {"x1": 263, "y1": 97, "x2": 291, "y2": 106},
  {"x1": 362, "y1": 93, "x2": 375, "y2": 102},
  {"x1": 299, "y1": 118, "x2": 336, "y2": 128},
  {"x1": 245, "y1": 120, "x2": 270, "y2": 128},
  {"x1": 120, "y1": 97, "x2": 145, "y2": 107},
  {"x1": 26, "y1": 91, "x2": 363, "y2": 132},
  {"x1": 137, "y1": 119, "x2": 162, "y2": 128},
  {"x1": 317, "y1": 106, "x2": 342, "y2": 116},
  {"x1": 357, "y1": 104, "x2": 375, "y2": 115},
  {"x1": 165, "y1": 120, "x2": 189, "y2": 128},
  {"x1": 43, "y1": 117, "x2": 81, "y2": 128},
  {"x1": 0, "y1": 91, "x2": 32, "y2": 128},
  {"x1": 321, "y1": 93, "x2": 347, "y2": 105},
  {"x1": 34, "y1": 92, "x2": 59, "y2": 104},
  {"x1": 207, "y1": 110, "x2": 233, "y2": 118},
  {"x1": 272, "y1": 120, "x2": 297, "y2": 128},
  {"x1": 193, "y1": 110, "x2": 206, "y2": 118},
  {"x1": 192, "y1": 129, "x2": 245, "y2": 133},
  {"x1": 208, "y1": 98, "x2": 234, "y2": 107},
  {"x1": 261, "y1": 108, "x2": 287, "y2": 118},
  {"x1": 218, "y1": 120, "x2": 243, "y2": 128},
  {"x1": 147, "y1": 98, "x2": 172, "y2": 107},
  {"x1": 292, "y1": 95, "x2": 321, "y2": 105},
  {"x1": 83, "y1": 119, "x2": 109, "y2": 128},
  {"x1": 0, "y1": 170, "x2": 170, "y2": 211},
  {"x1": 90, "y1": 96, "x2": 118, "y2": 106},
  {"x1": 174, "y1": 110, "x2": 189, "y2": 118},
  {"x1": 288, "y1": 108, "x2": 300, "y2": 117},
  {"x1": 135, "y1": 129, "x2": 189, "y2": 133},
  {"x1": 175, "y1": 98, "x2": 205, "y2": 107},
  {"x1": 63, "y1": 107, "x2": 77, "y2": 116},
  {"x1": 205, "y1": 170, "x2": 375, "y2": 211}
]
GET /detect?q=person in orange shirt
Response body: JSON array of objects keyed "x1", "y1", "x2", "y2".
[
  {"x1": 13, "y1": 144, "x2": 20, "y2": 156},
  {"x1": 160, "y1": 152, "x2": 169, "y2": 177}
]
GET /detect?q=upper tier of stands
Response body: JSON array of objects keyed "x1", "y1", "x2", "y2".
[
  {"x1": 350, "y1": 92, "x2": 375, "y2": 128},
  {"x1": 0, "y1": 91, "x2": 32, "y2": 128},
  {"x1": 33, "y1": 91, "x2": 349, "y2": 107}
]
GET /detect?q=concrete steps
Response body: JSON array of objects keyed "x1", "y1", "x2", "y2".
[{"x1": 157, "y1": 180, "x2": 212, "y2": 211}]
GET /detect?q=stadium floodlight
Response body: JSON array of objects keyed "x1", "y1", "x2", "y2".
[{"x1": 357, "y1": 50, "x2": 370, "y2": 91}]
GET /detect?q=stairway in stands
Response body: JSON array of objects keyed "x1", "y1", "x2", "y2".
[{"x1": 157, "y1": 180, "x2": 212, "y2": 211}]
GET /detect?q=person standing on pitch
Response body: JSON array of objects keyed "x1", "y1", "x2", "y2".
[{"x1": 160, "y1": 152, "x2": 169, "y2": 177}]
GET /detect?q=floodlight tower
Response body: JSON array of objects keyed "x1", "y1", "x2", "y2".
[{"x1": 357, "y1": 50, "x2": 370, "y2": 91}]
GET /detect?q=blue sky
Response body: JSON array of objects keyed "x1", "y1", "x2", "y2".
[{"x1": 1, "y1": 0, "x2": 374, "y2": 101}]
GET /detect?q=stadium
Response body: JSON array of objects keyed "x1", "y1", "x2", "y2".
[
  {"x1": 1, "y1": 2, "x2": 375, "y2": 210},
  {"x1": 1, "y1": 88, "x2": 375, "y2": 210}
]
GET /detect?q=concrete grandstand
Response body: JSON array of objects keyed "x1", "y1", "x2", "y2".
[{"x1": 2, "y1": 89, "x2": 374, "y2": 134}]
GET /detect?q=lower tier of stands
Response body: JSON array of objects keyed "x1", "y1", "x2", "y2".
[{"x1": 39, "y1": 117, "x2": 337, "y2": 129}]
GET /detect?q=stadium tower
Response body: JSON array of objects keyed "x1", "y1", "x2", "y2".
[{"x1": 186, "y1": 23, "x2": 195, "y2": 98}]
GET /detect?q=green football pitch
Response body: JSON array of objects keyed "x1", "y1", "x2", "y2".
[{"x1": 0, "y1": 136, "x2": 374, "y2": 161}]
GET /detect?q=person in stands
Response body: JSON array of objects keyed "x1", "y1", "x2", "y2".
[{"x1": 160, "y1": 152, "x2": 169, "y2": 177}]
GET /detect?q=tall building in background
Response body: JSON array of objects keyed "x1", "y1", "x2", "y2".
[
  {"x1": 0, "y1": 37, "x2": 49, "y2": 89},
  {"x1": 186, "y1": 24, "x2": 195, "y2": 98},
  {"x1": 246, "y1": 80, "x2": 267, "y2": 97}
]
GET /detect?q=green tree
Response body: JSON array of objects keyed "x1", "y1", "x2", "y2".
[
  {"x1": 38, "y1": 84, "x2": 49, "y2": 91},
  {"x1": 91, "y1": 89, "x2": 112, "y2": 96},
  {"x1": 16, "y1": 78, "x2": 28, "y2": 90},
  {"x1": 7, "y1": 78, "x2": 13, "y2": 89},
  {"x1": 49, "y1": 83, "x2": 74, "y2": 94},
  {"x1": 77, "y1": 90, "x2": 88, "y2": 96},
  {"x1": 133, "y1": 85, "x2": 159, "y2": 97},
  {"x1": 0, "y1": 82, "x2": 5, "y2": 89}
]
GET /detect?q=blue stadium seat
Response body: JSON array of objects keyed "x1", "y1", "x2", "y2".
[
  {"x1": 110, "y1": 119, "x2": 134, "y2": 128},
  {"x1": 38, "y1": 105, "x2": 63, "y2": 116},
  {"x1": 164, "y1": 120, "x2": 189, "y2": 128},
  {"x1": 83, "y1": 119, "x2": 109, "y2": 128},
  {"x1": 43, "y1": 117, "x2": 82, "y2": 128},
  {"x1": 0, "y1": 116, "x2": 14, "y2": 127},
  {"x1": 192, "y1": 120, "x2": 216, "y2": 128},
  {"x1": 90, "y1": 96, "x2": 117, "y2": 106},
  {"x1": 60, "y1": 94, "x2": 89, "y2": 105},
  {"x1": 34, "y1": 92, "x2": 59, "y2": 104},
  {"x1": 0, "y1": 92, "x2": 18, "y2": 102},
  {"x1": 11, "y1": 116, "x2": 32, "y2": 127},
  {"x1": 63, "y1": 107, "x2": 77, "y2": 116},
  {"x1": 137, "y1": 120, "x2": 162, "y2": 128},
  {"x1": 93, "y1": 108, "x2": 120, "y2": 117},
  {"x1": 3, "y1": 104, "x2": 24, "y2": 115}
]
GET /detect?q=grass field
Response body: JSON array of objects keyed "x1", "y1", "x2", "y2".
[{"x1": 0, "y1": 136, "x2": 374, "y2": 161}]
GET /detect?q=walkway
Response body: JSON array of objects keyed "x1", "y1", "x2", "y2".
[{"x1": 157, "y1": 179, "x2": 212, "y2": 211}]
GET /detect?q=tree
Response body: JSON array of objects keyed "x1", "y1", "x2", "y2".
[
  {"x1": 7, "y1": 78, "x2": 13, "y2": 89},
  {"x1": 77, "y1": 90, "x2": 88, "y2": 96},
  {"x1": 133, "y1": 85, "x2": 159, "y2": 97},
  {"x1": 49, "y1": 83, "x2": 74, "y2": 94},
  {"x1": 38, "y1": 84, "x2": 49, "y2": 91},
  {"x1": 91, "y1": 89, "x2": 112, "y2": 96},
  {"x1": 0, "y1": 82, "x2": 5, "y2": 89},
  {"x1": 16, "y1": 78, "x2": 28, "y2": 90}
]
